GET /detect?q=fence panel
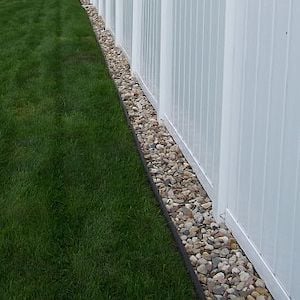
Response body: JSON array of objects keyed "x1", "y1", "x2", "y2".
[
  {"x1": 160, "y1": 0, "x2": 226, "y2": 199},
  {"x1": 105, "y1": 0, "x2": 116, "y2": 34},
  {"x1": 131, "y1": 0, "x2": 161, "y2": 108},
  {"x1": 98, "y1": 0, "x2": 105, "y2": 19},
  {"x1": 224, "y1": 1, "x2": 300, "y2": 299},
  {"x1": 115, "y1": 0, "x2": 133, "y2": 60},
  {"x1": 92, "y1": 0, "x2": 98, "y2": 11}
]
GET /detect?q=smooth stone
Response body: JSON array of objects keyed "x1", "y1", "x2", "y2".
[
  {"x1": 240, "y1": 271, "x2": 251, "y2": 282},
  {"x1": 229, "y1": 255, "x2": 237, "y2": 264},
  {"x1": 189, "y1": 255, "x2": 197, "y2": 265},
  {"x1": 213, "y1": 272, "x2": 225, "y2": 283},
  {"x1": 212, "y1": 285, "x2": 226, "y2": 295},
  {"x1": 212, "y1": 257, "x2": 222, "y2": 269},
  {"x1": 232, "y1": 267, "x2": 240, "y2": 274},
  {"x1": 226, "y1": 288, "x2": 235, "y2": 294},
  {"x1": 255, "y1": 287, "x2": 269, "y2": 295},
  {"x1": 185, "y1": 221, "x2": 193, "y2": 230},
  {"x1": 205, "y1": 244, "x2": 214, "y2": 251},
  {"x1": 197, "y1": 264, "x2": 208, "y2": 275},
  {"x1": 236, "y1": 281, "x2": 245, "y2": 290},
  {"x1": 255, "y1": 278, "x2": 265, "y2": 288},
  {"x1": 220, "y1": 248, "x2": 230, "y2": 257},
  {"x1": 201, "y1": 202, "x2": 212, "y2": 209},
  {"x1": 181, "y1": 207, "x2": 193, "y2": 218},
  {"x1": 181, "y1": 235, "x2": 187, "y2": 241},
  {"x1": 195, "y1": 215, "x2": 204, "y2": 224}
]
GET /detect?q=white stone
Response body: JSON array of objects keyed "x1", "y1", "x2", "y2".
[
  {"x1": 189, "y1": 255, "x2": 197, "y2": 265},
  {"x1": 201, "y1": 202, "x2": 212, "y2": 209},
  {"x1": 181, "y1": 235, "x2": 187, "y2": 241},
  {"x1": 232, "y1": 267, "x2": 240, "y2": 274},
  {"x1": 240, "y1": 271, "x2": 251, "y2": 282},
  {"x1": 185, "y1": 221, "x2": 193, "y2": 230},
  {"x1": 213, "y1": 272, "x2": 225, "y2": 283},
  {"x1": 197, "y1": 264, "x2": 208, "y2": 275},
  {"x1": 255, "y1": 278, "x2": 265, "y2": 288}
]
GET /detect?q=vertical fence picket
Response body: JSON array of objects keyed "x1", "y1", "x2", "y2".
[{"x1": 159, "y1": 0, "x2": 174, "y2": 119}]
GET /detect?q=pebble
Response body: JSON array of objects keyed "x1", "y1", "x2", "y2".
[
  {"x1": 205, "y1": 244, "x2": 214, "y2": 251},
  {"x1": 232, "y1": 267, "x2": 240, "y2": 274},
  {"x1": 185, "y1": 221, "x2": 193, "y2": 230},
  {"x1": 190, "y1": 255, "x2": 197, "y2": 265},
  {"x1": 255, "y1": 287, "x2": 269, "y2": 295},
  {"x1": 202, "y1": 252, "x2": 211, "y2": 260},
  {"x1": 201, "y1": 202, "x2": 212, "y2": 209},
  {"x1": 220, "y1": 247, "x2": 230, "y2": 257},
  {"x1": 181, "y1": 207, "x2": 193, "y2": 218},
  {"x1": 197, "y1": 264, "x2": 208, "y2": 275},
  {"x1": 181, "y1": 235, "x2": 187, "y2": 241},
  {"x1": 212, "y1": 285, "x2": 226, "y2": 295},
  {"x1": 240, "y1": 271, "x2": 251, "y2": 282},
  {"x1": 213, "y1": 272, "x2": 225, "y2": 283},
  {"x1": 236, "y1": 282, "x2": 245, "y2": 290},
  {"x1": 220, "y1": 263, "x2": 230, "y2": 273},
  {"x1": 227, "y1": 288, "x2": 235, "y2": 294},
  {"x1": 82, "y1": 3, "x2": 273, "y2": 299},
  {"x1": 195, "y1": 214, "x2": 204, "y2": 224},
  {"x1": 255, "y1": 278, "x2": 266, "y2": 288},
  {"x1": 229, "y1": 255, "x2": 237, "y2": 264},
  {"x1": 251, "y1": 291, "x2": 261, "y2": 297},
  {"x1": 212, "y1": 257, "x2": 222, "y2": 269}
]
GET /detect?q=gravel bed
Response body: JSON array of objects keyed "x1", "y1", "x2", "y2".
[{"x1": 81, "y1": 3, "x2": 273, "y2": 300}]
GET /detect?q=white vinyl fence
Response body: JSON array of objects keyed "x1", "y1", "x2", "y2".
[
  {"x1": 95, "y1": 1, "x2": 300, "y2": 299},
  {"x1": 98, "y1": 0, "x2": 105, "y2": 18},
  {"x1": 161, "y1": 0, "x2": 226, "y2": 201},
  {"x1": 115, "y1": 0, "x2": 133, "y2": 60},
  {"x1": 105, "y1": 0, "x2": 115, "y2": 33},
  {"x1": 224, "y1": 1, "x2": 300, "y2": 299},
  {"x1": 131, "y1": 0, "x2": 161, "y2": 109}
]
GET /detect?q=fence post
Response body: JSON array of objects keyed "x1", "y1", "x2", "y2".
[
  {"x1": 158, "y1": 0, "x2": 173, "y2": 120},
  {"x1": 115, "y1": 0, "x2": 123, "y2": 47},
  {"x1": 106, "y1": 0, "x2": 110, "y2": 22},
  {"x1": 105, "y1": 1, "x2": 111, "y2": 30},
  {"x1": 215, "y1": 0, "x2": 236, "y2": 223},
  {"x1": 98, "y1": 0, "x2": 103, "y2": 15},
  {"x1": 102, "y1": 0, "x2": 106, "y2": 21},
  {"x1": 131, "y1": 0, "x2": 142, "y2": 75}
]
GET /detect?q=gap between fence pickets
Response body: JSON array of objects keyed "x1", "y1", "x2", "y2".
[{"x1": 225, "y1": 209, "x2": 290, "y2": 300}]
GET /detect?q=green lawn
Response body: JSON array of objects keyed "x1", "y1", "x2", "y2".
[{"x1": 0, "y1": 0, "x2": 196, "y2": 299}]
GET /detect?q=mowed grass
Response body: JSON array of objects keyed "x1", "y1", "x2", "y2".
[{"x1": 0, "y1": 0, "x2": 196, "y2": 299}]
